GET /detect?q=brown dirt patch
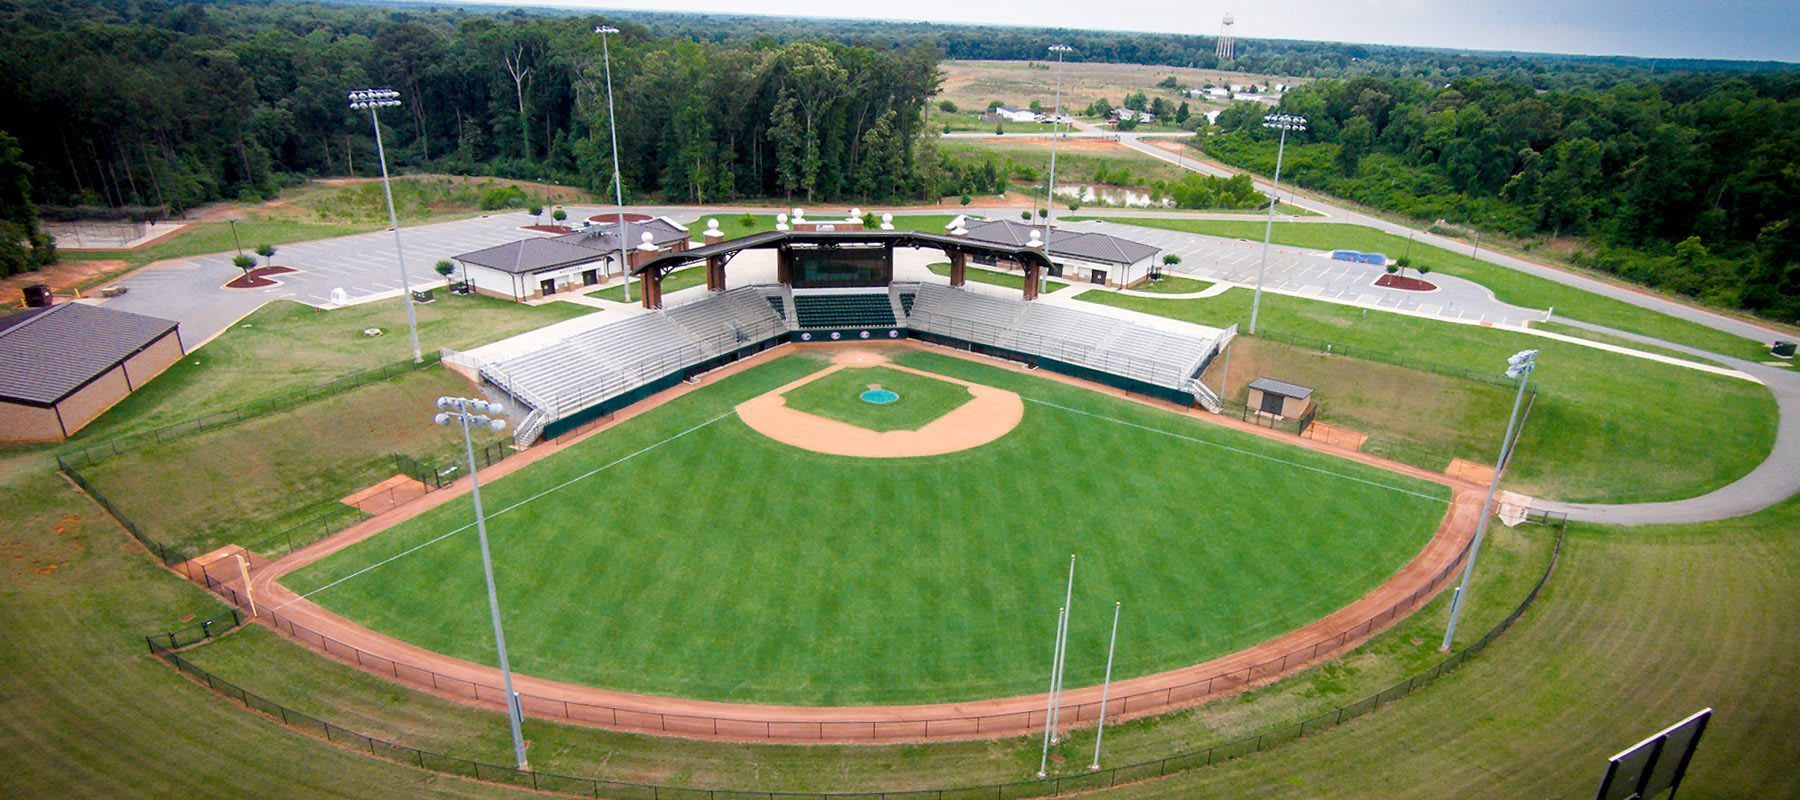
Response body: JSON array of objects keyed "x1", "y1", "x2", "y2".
[
  {"x1": 224, "y1": 265, "x2": 298, "y2": 289},
  {"x1": 339, "y1": 473, "x2": 432, "y2": 516},
  {"x1": 735, "y1": 349, "x2": 1023, "y2": 458},
  {"x1": 0, "y1": 259, "x2": 132, "y2": 308},
  {"x1": 1446, "y1": 458, "x2": 1497, "y2": 486},
  {"x1": 1303, "y1": 421, "x2": 1368, "y2": 451},
  {"x1": 588, "y1": 212, "x2": 654, "y2": 224},
  {"x1": 1375, "y1": 274, "x2": 1439, "y2": 292}
]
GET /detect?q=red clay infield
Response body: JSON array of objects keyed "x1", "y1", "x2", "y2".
[{"x1": 235, "y1": 342, "x2": 1483, "y2": 744}]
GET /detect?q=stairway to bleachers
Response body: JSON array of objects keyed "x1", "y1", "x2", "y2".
[{"x1": 792, "y1": 292, "x2": 898, "y2": 329}]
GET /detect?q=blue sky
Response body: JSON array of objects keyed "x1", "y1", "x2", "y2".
[{"x1": 469, "y1": 0, "x2": 1798, "y2": 62}]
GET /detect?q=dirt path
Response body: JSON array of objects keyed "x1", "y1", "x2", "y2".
[{"x1": 234, "y1": 341, "x2": 1482, "y2": 744}]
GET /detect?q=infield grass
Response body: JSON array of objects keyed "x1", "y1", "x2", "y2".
[
  {"x1": 781, "y1": 366, "x2": 972, "y2": 431},
  {"x1": 1082, "y1": 286, "x2": 1777, "y2": 503},
  {"x1": 285, "y1": 349, "x2": 1448, "y2": 705}
]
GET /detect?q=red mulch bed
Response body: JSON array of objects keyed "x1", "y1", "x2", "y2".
[
  {"x1": 225, "y1": 265, "x2": 297, "y2": 289},
  {"x1": 521, "y1": 224, "x2": 574, "y2": 234},
  {"x1": 1375, "y1": 273, "x2": 1438, "y2": 292},
  {"x1": 587, "y1": 212, "x2": 652, "y2": 224}
]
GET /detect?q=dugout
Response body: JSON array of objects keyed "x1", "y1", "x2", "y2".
[{"x1": 1246, "y1": 377, "x2": 1314, "y2": 419}]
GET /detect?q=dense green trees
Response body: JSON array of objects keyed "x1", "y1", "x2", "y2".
[
  {"x1": 0, "y1": 0, "x2": 939, "y2": 229},
  {"x1": 1202, "y1": 75, "x2": 1799, "y2": 319},
  {"x1": 0, "y1": 131, "x2": 56, "y2": 275}
]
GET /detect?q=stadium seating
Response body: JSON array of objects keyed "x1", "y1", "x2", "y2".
[{"x1": 791, "y1": 292, "x2": 898, "y2": 329}]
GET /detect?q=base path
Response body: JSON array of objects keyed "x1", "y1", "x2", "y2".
[
  {"x1": 233, "y1": 342, "x2": 1484, "y2": 744},
  {"x1": 735, "y1": 349, "x2": 1023, "y2": 458}
]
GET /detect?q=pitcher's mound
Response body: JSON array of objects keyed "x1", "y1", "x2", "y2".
[{"x1": 736, "y1": 350, "x2": 1023, "y2": 458}]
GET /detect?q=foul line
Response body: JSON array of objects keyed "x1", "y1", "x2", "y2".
[
  {"x1": 1024, "y1": 398, "x2": 1447, "y2": 502},
  {"x1": 287, "y1": 411, "x2": 735, "y2": 605}
]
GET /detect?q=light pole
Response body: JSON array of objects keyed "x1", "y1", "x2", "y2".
[
  {"x1": 348, "y1": 89, "x2": 423, "y2": 363},
  {"x1": 433, "y1": 395, "x2": 528, "y2": 770},
  {"x1": 1040, "y1": 44, "x2": 1072, "y2": 294},
  {"x1": 1248, "y1": 113, "x2": 1306, "y2": 335},
  {"x1": 1440, "y1": 349, "x2": 1538, "y2": 652},
  {"x1": 595, "y1": 25, "x2": 631, "y2": 302},
  {"x1": 228, "y1": 218, "x2": 243, "y2": 256}
]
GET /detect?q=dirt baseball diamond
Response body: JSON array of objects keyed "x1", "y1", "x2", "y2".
[
  {"x1": 735, "y1": 349, "x2": 1024, "y2": 457},
  {"x1": 230, "y1": 342, "x2": 1484, "y2": 744}
]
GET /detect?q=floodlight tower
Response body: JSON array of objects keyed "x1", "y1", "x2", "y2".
[
  {"x1": 1248, "y1": 113, "x2": 1305, "y2": 335},
  {"x1": 595, "y1": 25, "x2": 632, "y2": 301},
  {"x1": 348, "y1": 88, "x2": 422, "y2": 363},
  {"x1": 433, "y1": 396, "x2": 528, "y2": 771},
  {"x1": 1216, "y1": 14, "x2": 1236, "y2": 62},
  {"x1": 1040, "y1": 43, "x2": 1073, "y2": 290}
]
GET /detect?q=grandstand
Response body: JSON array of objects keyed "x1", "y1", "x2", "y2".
[{"x1": 459, "y1": 279, "x2": 1229, "y2": 446}]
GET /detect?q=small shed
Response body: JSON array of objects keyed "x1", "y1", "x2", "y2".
[{"x1": 1246, "y1": 377, "x2": 1314, "y2": 419}]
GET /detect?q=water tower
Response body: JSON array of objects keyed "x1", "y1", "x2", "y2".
[{"x1": 1216, "y1": 14, "x2": 1236, "y2": 61}]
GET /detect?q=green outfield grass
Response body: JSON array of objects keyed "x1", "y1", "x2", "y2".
[
  {"x1": 285, "y1": 350, "x2": 1448, "y2": 705},
  {"x1": 1083, "y1": 287, "x2": 1777, "y2": 503},
  {"x1": 1136, "y1": 274, "x2": 1212, "y2": 294},
  {"x1": 782, "y1": 366, "x2": 972, "y2": 431}
]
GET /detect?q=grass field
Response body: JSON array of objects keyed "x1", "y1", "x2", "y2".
[
  {"x1": 285, "y1": 350, "x2": 1447, "y2": 705},
  {"x1": 79, "y1": 367, "x2": 508, "y2": 556},
  {"x1": 75, "y1": 294, "x2": 592, "y2": 442},
  {"x1": 782, "y1": 366, "x2": 972, "y2": 431},
  {"x1": 587, "y1": 265, "x2": 707, "y2": 303},
  {"x1": 936, "y1": 60, "x2": 1299, "y2": 118},
  {"x1": 1136, "y1": 274, "x2": 1212, "y2": 294},
  {"x1": 1082, "y1": 287, "x2": 1777, "y2": 503},
  {"x1": 925, "y1": 261, "x2": 1070, "y2": 292},
  {"x1": 1091, "y1": 218, "x2": 1782, "y2": 361},
  {"x1": 937, "y1": 140, "x2": 1191, "y2": 188}
]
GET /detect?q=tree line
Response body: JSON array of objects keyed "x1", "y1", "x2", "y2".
[{"x1": 1202, "y1": 74, "x2": 1798, "y2": 320}]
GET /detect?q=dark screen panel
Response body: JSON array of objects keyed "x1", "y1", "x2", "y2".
[{"x1": 790, "y1": 246, "x2": 892, "y2": 288}]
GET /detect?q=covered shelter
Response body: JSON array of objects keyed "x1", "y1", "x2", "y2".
[
  {"x1": 953, "y1": 218, "x2": 1160, "y2": 288},
  {"x1": 455, "y1": 216, "x2": 691, "y2": 302},
  {"x1": 630, "y1": 229, "x2": 1055, "y2": 309},
  {"x1": 1246, "y1": 377, "x2": 1314, "y2": 419},
  {"x1": 0, "y1": 302, "x2": 183, "y2": 442}
]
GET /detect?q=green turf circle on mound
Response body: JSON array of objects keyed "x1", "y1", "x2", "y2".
[
  {"x1": 283, "y1": 351, "x2": 1449, "y2": 706},
  {"x1": 781, "y1": 366, "x2": 973, "y2": 431}
]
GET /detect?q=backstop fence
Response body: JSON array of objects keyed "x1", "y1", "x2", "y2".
[{"x1": 147, "y1": 524, "x2": 1566, "y2": 799}]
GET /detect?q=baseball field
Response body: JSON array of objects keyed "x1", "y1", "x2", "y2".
[{"x1": 280, "y1": 348, "x2": 1450, "y2": 706}]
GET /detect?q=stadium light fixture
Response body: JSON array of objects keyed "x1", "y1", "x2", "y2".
[
  {"x1": 1090, "y1": 600, "x2": 1121, "y2": 770},
  {"x1": 348, "y1": 88, "x2": 423, "y2": 363},
  {"x1": 595, "y1": 25, "x2": 631, "y2": 301},
  {"x1": 433, "y1": 396, "x2": 528, "y2": 771},
  {"x1": 1441, "y1": 349, "x2": 1537, "y2": 652},
  {"x1": 1039, "y1": 44, "x2": 1074, "y2": 297},
  {"x1": 1248, "y1": 113, "x2": 1307, "y2": 335}
]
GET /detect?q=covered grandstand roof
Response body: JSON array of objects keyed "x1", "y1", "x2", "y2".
[
  {"x1": 631, "y1": 229, "x2": 1054, "y2": 277},
  {"x1": 955, "y1": 218, "x2": 1160, "y2": 266},
  {"x1": 559, "y1": 216, "x2": 689, "y2": 253},
  {"x1": 0, "y1": 302, "x2": 179, "y2": 405}
]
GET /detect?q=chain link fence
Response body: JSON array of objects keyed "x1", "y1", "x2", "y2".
[{"x1": 148, "y1": 522, "x2": 1566, "y2": 799}]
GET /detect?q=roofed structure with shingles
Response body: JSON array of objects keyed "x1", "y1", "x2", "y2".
[
  {"x1": 0, "y1": 303, "x2": 180, "y2": 405},
  {"x1": 957, "y1": 218, "x2": 1160, "y2": 266},
  {"x1": 1247, "y1": 377, "x2": 1314, "y2": 400},
  {"x1": 453, "y1": 237, "x2": 607, "y2": 275},
  {"x1": 559, "y1": 217, "x2": 689, "y2": 253}
]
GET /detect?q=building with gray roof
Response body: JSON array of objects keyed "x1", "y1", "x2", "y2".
[
  {"x1": 951, "y1": 217, "x2": 1161, "y2": 287},
  {"x1": 453, "y1": 216, "x2": 691, "y2": 302}
]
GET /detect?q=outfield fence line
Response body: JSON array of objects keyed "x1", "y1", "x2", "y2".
[
  {"x1": 56, "y1": 354, "x2": 444, "y2": 470},
  {"x1": 147, "y1": 524, "x2": 1566, "y2": 799},
  {"x1": 158, "y1": 499, "x2": 1498, "y2": 745},
  {"x1": 1252, "y1": 329, "x2": 1527, "y2": 390}
]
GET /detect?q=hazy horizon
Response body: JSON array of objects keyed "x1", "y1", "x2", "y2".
[{"x1": 442, "y1": 0, "x2": 1797, "y2": 64}]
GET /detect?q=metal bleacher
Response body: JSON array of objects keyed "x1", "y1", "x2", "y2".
[{"x1": 480, "y1": 282, "x2": 1228, "y2": 446}]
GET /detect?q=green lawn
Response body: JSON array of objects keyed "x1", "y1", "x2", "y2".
[
  {"x1": 60, "y1": 219, "x2": 383, "y2": 269},
  {"x1": 1135, "y1": 274, "x2": 1212, "y2": 294},
  {"x1": 1082, "y1": 287, "x2": 1777, "y2": 503},
  {"x1": 782, "y1": 366, "x2": 973, "y2": 431},
  {"x1": 78, "y1": 367, "x2": 509, "y2": 557},
  {"x1": 1087, "y1": 218, "x2": 1783, "y2": 361},
  {"x1": 938, "y1": 140, "x2": 1193, "y2": 187},
  {"x1": 75, "y1": 294, "x2": 591, "y2": 442},
  {"x1": 172, "y1": 510, "x2": 1553, "y2": 792},
  {"x1": 926, "y1": 261, "x2": 1070, "y2": 292},
  {"x1": 0, "y1": 467, "x2": 523, "y2": 800},
  {"x1": 588, "y1": 264, "x2": 708, "y2": 303},
  {"x1": 1101, "y1": 498, "x2": 1800, "y2": 799},
  {"x1": 286, "y1": 351, "x2": 1447, "y2": 705}
]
